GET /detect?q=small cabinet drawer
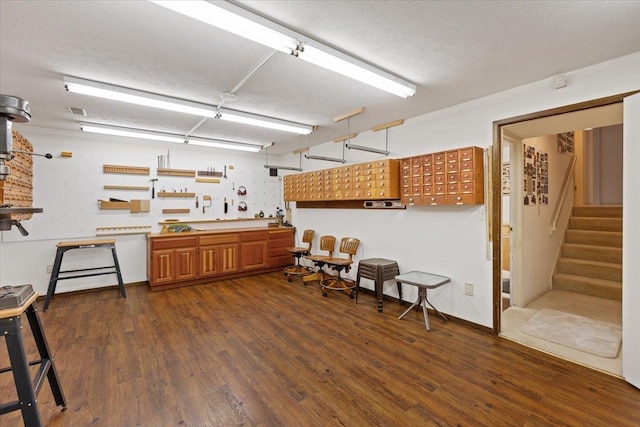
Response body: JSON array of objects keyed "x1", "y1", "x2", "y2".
[
  {"x1": 200, "y1": 234, "x2": 238, "y2": 246},
  {"x1": 152, "y1": 236, "x2": 197, "y2": 250},
  {"x1": 425, "y1": 195, "x2": 446, "y2": 205},
  {"x1": 447, "y1": 194, "x2": 476, "y2": 205}
]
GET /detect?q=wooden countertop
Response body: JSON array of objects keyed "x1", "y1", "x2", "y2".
[{"x1": 147, "y1": 226, "x2": 294, "y2": 239}]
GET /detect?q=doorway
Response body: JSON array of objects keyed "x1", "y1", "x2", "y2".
[{"x1": 491, "y1": 95, "x2": 633, "y2": 376}]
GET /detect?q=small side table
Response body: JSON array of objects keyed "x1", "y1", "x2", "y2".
[
  {"x1": 355, "y1": 258, "x2": 402, "y2": 312},
  {"x1": 0, "y1": 292, "x2": 67, "y2": 426},
  {"x1": 395, "y1": 271, "x2": 450, "y2": 330}
]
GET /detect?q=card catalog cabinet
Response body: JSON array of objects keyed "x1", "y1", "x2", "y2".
[
  {"x1": 283, "y1": 159, "x2": 400, "y2": 202},
  {"x1": 401, "y1": 146, "x2": 484, "y2": 206}
]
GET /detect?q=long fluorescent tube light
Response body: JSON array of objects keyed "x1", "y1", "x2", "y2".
[
  {"x1": 64, "y1": 76, "x2": 314, "y2": 134},
  {"x1": 345, "y1": 143, "x2": 389, "y2": 156},
  {"x1": 149, "y1": 0, "x2": 298, "y2": 54},
  {"x1": 80, "y1": 123, "x2": 185, "y2": 143},
  {"x1": 150, "y1": 0, "x2": 416, "y2": 98},
  {"x1": 263, "y1": 165, "x2": 302, "y2": 172},
  {"x1": 297, "y1": 44, "x2": 416, "y2": 98},
  {"x1": 80, "y1": 122, "x2": 263, "y2": 152},
  {"x1": 305, "y1": 154, "x2": 346, "y2": 163}
]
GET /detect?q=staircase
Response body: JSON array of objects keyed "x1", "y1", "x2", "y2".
[{"x1": 552, "y1": 205, "x2": 622, "y2": 300}]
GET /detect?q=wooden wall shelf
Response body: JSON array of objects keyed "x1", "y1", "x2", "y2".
[
  {"x1": 157, "y1": 168, "x2": 196, "y2": 177},
  {"x1": 98, "y1": 200, "x2": 130, "y2": 210},
  {"x1": 157, "y1": 192, "x2": 195, "y2": 198},
  {"x1": 104, "y1": 185, "x2": 150, "y2": 191},
  {"x1": 162, "y1": 208, "x2": 190, "y2": 214}
]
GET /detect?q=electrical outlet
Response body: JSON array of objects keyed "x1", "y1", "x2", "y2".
[
  {"x1": 464, "y1": 282, "x2": 474, "y2": 296},
  {"x1": 46, "y1": 265, "x2": 53, "y2": 274}
]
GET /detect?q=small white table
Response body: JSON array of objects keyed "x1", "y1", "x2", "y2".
[{"x1": 396, "y1": 271, "x2": 450, "y2": 330}]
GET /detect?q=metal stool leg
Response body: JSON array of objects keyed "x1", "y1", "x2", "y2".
[
  {"x1": 25, "y1": 304, "x2": 67, "y2": 410},
  {"x1": 1, "y1": 315, "x2": 43, "y2": 427},
  {"x1": 44, "y1": 248, "x2": 65, "y2": 311},
  {"x1": 110, "y1": 245, "x2": 126, "y2": 298}
]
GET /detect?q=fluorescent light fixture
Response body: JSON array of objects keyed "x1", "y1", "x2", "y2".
[
  {"x1": 305, "y1": 154, "x2": 346, "y2": 163},
  {"x1": 64, "y1": 76, "x2": 314, "y2": 134},
  {"x1": 297, "y1": 44, "x2": 416, "y2": 98},
  {"x1": 263, "y1": 164, "x2": 302, "y2": 172},
  {"x1": 80, "y1": 122, "x2": 263, "y2": 152},
  {"x1": 80, "y1": 123, "x2": 185, "y2": 143},
  {"x1": 264, "y1": 145, "x2": 303, "y2": 171},
  {"x1": 345, "y1": 143, "x2": 389, "y2": 156},
  {"x1": 188, "y1": 137, "x2": 262, "y2": 152},
  {"x1": 149, "y1": 0, "x2": 416, "y2": 98},
  {"x1": 149, "y1": 0, "x2": 298, "y2": 54}
]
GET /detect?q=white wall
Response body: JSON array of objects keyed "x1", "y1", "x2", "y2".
[
  {"x1": 0, "y1": 128, "x2": 282, "y2": 294},
  {"x1": 1, "y1": 52, "x2": 638, "y2": 328},
  {"x1": 520, "y1": 135, "x2": 573, "y2": 305},
  {"x1": 281, "y1": 51, "x2": 640, "y2": 327}
]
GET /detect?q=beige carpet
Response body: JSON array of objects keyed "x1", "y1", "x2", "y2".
[
  {"x1": 501, "y1": 290, "x2": 622, "y2": 376},
  {"x1": 520, "y1": 309, "x2": 621, "y2": 358}
]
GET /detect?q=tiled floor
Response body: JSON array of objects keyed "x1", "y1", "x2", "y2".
[{"x1": 500, "y1": 289, "x2": 622, "y2": 376}]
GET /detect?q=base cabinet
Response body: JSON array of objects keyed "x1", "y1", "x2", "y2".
[
  {"x1": 199, "y1": 244, "x2": 239, "y2": 277},
  {"x1": 147, "y1": 227, "x2": 294, "y2": 290}
]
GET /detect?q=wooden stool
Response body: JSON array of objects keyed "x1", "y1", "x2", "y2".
[
  {"x1": 0, "y1": 292, "x2": 67, "y2": 426},
  {"x1": 355, "y1": 258, "x2": 402, "y2": 312},
  {"x1": 44, "y1": 239, "x2": 126, "y2": 311}
]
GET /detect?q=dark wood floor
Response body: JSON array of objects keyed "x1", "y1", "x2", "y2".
[{"x1": 2, "y1": 272, "x2": 639, "y2": 426}]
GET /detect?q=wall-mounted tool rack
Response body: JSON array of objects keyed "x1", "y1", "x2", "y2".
[
  {"x1": 103, "y1": 185, "x2": 150, "y2": 191},
  {"x1": 96, "y1": 225, "x2": 152, "y2": 236},
  {"x1": 157, "y1": 192, "x2": 195, "y2": 198},
  {"x1": 157, "y1": 168, "x2": 195, "y2": 177},
  {"x1": 103, "y1": 164, "x2": 150, "y2": 175},
  {"x1": 1, "y1": 131, "x2": 34, "y2": 221}
]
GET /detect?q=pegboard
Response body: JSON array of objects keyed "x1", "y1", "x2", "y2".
[{"x1": 1, "y1": 129, "x2": 283, "y2": 242}]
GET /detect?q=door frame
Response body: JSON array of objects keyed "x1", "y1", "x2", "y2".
[{"x1": 490, "y1": 91, "x2": 638, "y2": 333}]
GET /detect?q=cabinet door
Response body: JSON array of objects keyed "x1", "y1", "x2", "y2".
[
  {"x1": 199, "y1": 245, "x2": 220, "y2": 277},
  {"x1": 241, "y1": 241, "x2": 268, "y2": 270},
  {"x1": 151, "y1": 249, "x2": 174, "y2": 284},
  {"x1": 175, "y1": 247, "x2": 197, "y2": 281},
  {"x1": 220, "y1": 244, "x2": 239, "y2": 274}
]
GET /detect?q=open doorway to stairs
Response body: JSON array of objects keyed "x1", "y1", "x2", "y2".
[{"x1": 491, "y1": 95, "x2": 631, "y2": 377}]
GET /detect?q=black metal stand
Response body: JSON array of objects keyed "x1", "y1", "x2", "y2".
[
  {"x1": 0, "y1": 299, "x2": 67, "y2": 426},
  {"x1": 44, "y1": 241, "x2": 125, "y2": 311}
]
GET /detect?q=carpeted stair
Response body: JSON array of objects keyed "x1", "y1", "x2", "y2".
[{"x1": 553, "y1": 205, "x2": 622, "y2": 300}]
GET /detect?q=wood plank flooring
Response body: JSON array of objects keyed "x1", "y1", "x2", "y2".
[{"x1": 1, "y1": 272, "x2": 639, "y2": 426}]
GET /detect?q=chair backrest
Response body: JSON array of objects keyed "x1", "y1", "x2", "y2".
[
  {"x1": 319, "y1": 235, "x2": 337, "y2": 257},
  {"x1": 302, "y1": 229, "x2": 315, "y2": 252},
  {"x1": 338, "y1": 237, "x2": 360, "y2": 261}
]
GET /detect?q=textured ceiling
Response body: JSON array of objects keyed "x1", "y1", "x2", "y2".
[{"x1": 1, "y1": 1, "x2": 639, "y2": 155}]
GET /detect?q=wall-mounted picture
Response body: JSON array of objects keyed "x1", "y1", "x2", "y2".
[
  {"x1": 502, "y1": 162, "x2": 510, "y2": 194},
  {"x1": 523, "y1": 144, "x2": 549, "y2": 206},
  {"x1": 557, "y1": 131, "x2": 574, "y2": 154}
]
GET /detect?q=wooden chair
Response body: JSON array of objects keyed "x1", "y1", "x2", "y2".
[
  {"x1": 283, "y1": 229, "x2": 315, "y2": 281},
  {"x1": 320, "y1": 237, "x2": 360, "y2": 297},
  {"x1": 302, "y1": 235, "x2": 337, "y2": 285}
]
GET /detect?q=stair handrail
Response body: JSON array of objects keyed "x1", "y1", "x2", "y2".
[{"x1": 550, "y1": 155, "x2": 577, "y2": 235}]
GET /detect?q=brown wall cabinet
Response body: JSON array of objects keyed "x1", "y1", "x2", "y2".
[
  {"x1": 147, "y1": 227, "x2": 294, "y2": 291},
  {"x1": 400, "y1": 146, "x2": 484, "y2": 206},
  {"x1": 283, "y1": 159, "x2": 401, "y2": 202}
]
